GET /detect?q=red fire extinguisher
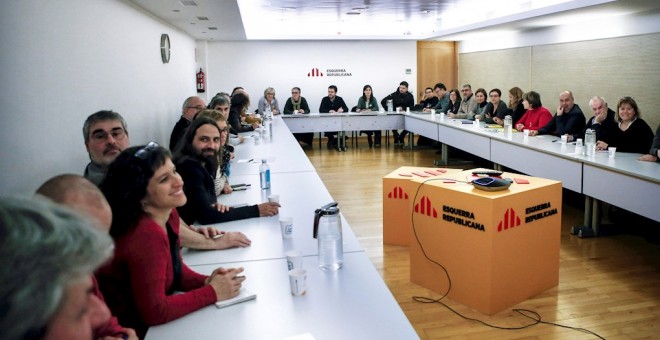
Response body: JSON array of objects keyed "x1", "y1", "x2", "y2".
[{"x1": 196, "y1": 68, "x2": 206, "y2": 93}]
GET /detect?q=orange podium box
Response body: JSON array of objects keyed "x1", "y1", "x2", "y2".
[
  {"x1": 383, "y1": 167, "x2": 462, "y2": 246},
  {"x1": 409, "y1": 170, "x2": 562, "y2": 315}
]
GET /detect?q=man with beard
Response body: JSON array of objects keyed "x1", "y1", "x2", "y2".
[
  {"x1": 381, "y1": 81, "x2": 415, "y2": 146},
  {"x1": 83, "y1": 110, "x2": 130, "y2": 186},
  {"x1": 174, "y1": 117, "x2": 280, "y2": 225}
]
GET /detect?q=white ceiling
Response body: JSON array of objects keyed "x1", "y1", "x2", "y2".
[{"x1": 128, "y1": 0, "x2": 660, "y2": 41}]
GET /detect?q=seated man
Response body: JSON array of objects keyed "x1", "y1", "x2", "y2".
[
  {"x1": 319, "y1": 85, "x2": 349, "y2": 148},
  {"x1": 639, "y1": 123, "x2": 660, "y2": 162},
  {"x1": 381, "y1": 81, "x2": 415, "y2": 146},
  {"x1": 0, "y1": 196, "x2": 114, "y2": 340},
  {"x1": 283, "y1": 86, "x2": 314, "y2": 146},
  {"x1": 581, "y1": 95, "x2": 617, "y2": 142},
  {"x1": 36, "y1": 175, "x2": 139, "y2": 340},
  {"x1": 170, "y1": 96, "x2": 206, "y2": 151},
  {"x1": 81, "y1": 110, "x2": 238, "y2": 250},
  {"x1": 424, "y1": 82, "x2": 450, "y2": 113},
  {"x1": 83, "y1": 110, "x2": 130, "y2": 186},
  {"x1": 455, "y1": 84, "x2": 478, "y2": 119},
  {"x1": 174, "y1": 117, "x2": 280, "y2": 224},
  {"x1": 208, "y1": 94, "x2": 244, "y2": 146},
  {"x1": 529, "y1": 91, "x2": 585, "y2": 138},
  {"x1": 414, "y1": 87, "x2": 438, "y2": 111}
]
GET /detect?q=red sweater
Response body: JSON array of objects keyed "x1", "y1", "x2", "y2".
[
  {"x1": 517, "y1": 106, "x2": 552, "y2": 130},
  {"x1": 97, "y1": 209, "x2": 216, "y2": 338}
]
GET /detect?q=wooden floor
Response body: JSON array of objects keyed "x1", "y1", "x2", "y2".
[{"x1": 304, "y1": 138, "x2": 660, "y2": 340}]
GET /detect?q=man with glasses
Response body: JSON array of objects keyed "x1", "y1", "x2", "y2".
[
  {"x1": 170, "y1": 96, "x2": 206, "y2": 151},
  {"x1": 456, "y1": 84, "x2": 477, "y2": 119},
  {"x1": 284, "y1": 87, "x2": 313, "y2": 146},
  {"x1": 83, "y1": 110, "x2": 130, "y2": 186}
]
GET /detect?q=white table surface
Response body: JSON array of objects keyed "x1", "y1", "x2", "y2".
[
  {"x1": 282, "y1": 112, "x2": 405, "y2": 133},
  {"x1": 231, "y1": 116, "x2": 316, "y2": 175},
  {"x1": 146, "y1": 252, "x2": 418, "y2": 340},
  {"x1": 182, "y1": 172, "x2": 363, "y2": 266}
]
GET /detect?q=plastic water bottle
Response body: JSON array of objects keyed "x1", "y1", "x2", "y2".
[
  {"x1": 264, "y1": 105, "x2": 272, "y2": 121},
  {"x1": 585, "y1": 129, "x2": 596, "y2": 156},
  {"x1": 387, "y1": 99, "x2": 393, "y2": 112},
  {"x1": 259, "y1": 159, "x2": 270, "y2": 189},
  {"x1": 503, "y1": 115, "x2": 512, "y2": 133}
]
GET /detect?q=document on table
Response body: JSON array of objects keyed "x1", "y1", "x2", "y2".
[{"x1": 215, "y1": 288, "x2": 256, "y2": 308}]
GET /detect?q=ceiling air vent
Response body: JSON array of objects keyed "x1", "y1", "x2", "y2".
[
  {"x1": 197, "y1": 16, "x2": 209, "y2": 21},
  {"x1": 180, "y1": 1, "x2": 198, "y2": 6}
]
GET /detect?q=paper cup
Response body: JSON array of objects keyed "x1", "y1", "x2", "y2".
[
  {"x1": 608, "y1": 147, "x2": 617, "y2": 158},
  {"x1": 523, "y1": 129, "x2": 530, "y2": 136},
  {"x1": 561, "y1": 135, "x2": 568, "y2": 144},
  {"x1": 430, "y1": 109, "x2": 436, "y2": 114},
  {"x1": 285, "y1": 250, "x2": 303, "y2": 270},
  {"x1": 576, "y1": 138, "x2": 583, "y2": 147},
  {"x1": 396, "y1": 107, "x2": 401, "y2": 113},
  {"x1": 268, "y1": 194, "x2": 280, "y2": 203},
  {"x1": 279, "y1": 217, "x2": 293, "y2": 239},
  {"x1": 406, "y1": 107, "x2": 410, "y2": 113},
  {"x1": 288, "y1": 269, "x2": 307, "y2": 296}
]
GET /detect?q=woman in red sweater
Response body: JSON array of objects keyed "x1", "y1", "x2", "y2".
[
  {"x1": 98, "y1": 142, "x2": 245, "y2": 338},
  {"x1": 515, "y1": 91, "x2": 553, "y2": 131}
]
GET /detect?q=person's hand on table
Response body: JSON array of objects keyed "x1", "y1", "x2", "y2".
[
  {"x1": 207, "y1": 267, "x2": 245, "y2": 301},
  {"x1": 257, "y1": 202, "x2": 280, "y2": 216},
  {"x1": 214, "y1": 231, "x2": 251, "y2": 249},
  {"x1": 212, "y1": 203, "x2": 231, "y2": 213},
  {"x1": 596, "y1": 141, "x2": 608, "y2": 150}
]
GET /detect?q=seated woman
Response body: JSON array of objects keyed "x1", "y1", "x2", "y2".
[
  {"x1": 446, "y1": 89, "x2": 462, "y2": 117},
  {"x1": 257, "y1": 87, "x2": 281, "y2": 116},
  {"x1": 195, "y1": 109, "x2": 233, "y2": 196},
  {"x1": 283, "y1": 87, "x2": 314, "y2": 146},
  {"x1": 597, "y1": 96, "x2": 654, "y2": 153},
  {"x1": 228, "y1": 93, "x2": 258, "y2": 134},
  {"x1": 507, "y1": 87, "x2": 526, "y2": 125},
  {"x1": 98, "y1": 143, "x2": 246, "y2": 338},
  {"x1": 470, "y1": 88, "x2": 488, "y2": 120},
  {"x1": 478, "y1": 88, "x2": 508, "y2": 124},
  {"x1": 515, "y1": 91, "x2": 552, "y2": 131},
  {"x1": 356, "y1": 84, "x2": 381, "y2": 147}
]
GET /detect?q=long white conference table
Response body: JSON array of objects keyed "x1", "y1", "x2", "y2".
[
  {"x1": 147, "y1": 116, "x2": 418, "y2": 339},
  {"x1": 283, "y1": 112, "x2": 660, "y2": 225}
]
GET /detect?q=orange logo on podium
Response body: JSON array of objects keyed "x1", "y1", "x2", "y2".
[
  {"x1": 387, "y1": 186, "x2": 408, "y2": 199},
  {"x1": 414, "y1": 196, "x2": 437, "y2": 218},
  {"x1": 497, "y1": 208, "x2": 521, "y2": 232}
]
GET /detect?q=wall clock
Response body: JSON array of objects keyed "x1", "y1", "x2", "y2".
[{"x1": 160, "y1": 34, "x2": 170, "y2": 63}]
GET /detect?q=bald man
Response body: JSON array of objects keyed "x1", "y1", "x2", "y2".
[
  {"x1": 36, "y1": 175, "x2": 137, "y2": 340},
  {"x1": 530, "y1": 91, "x2": 586, "y2": 138}
]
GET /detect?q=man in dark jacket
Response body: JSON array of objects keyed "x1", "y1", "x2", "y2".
[
  {"x1": 319, "y1": 85, "x2": 349, "y2": 148},
  {"x1": 174, "y1": 117, "x2": 279, "y2": 225},
  {"x1": 381, "y1": 81, "x2": 415, "y2": 146},
  {"x1": 530, "y1": 91, "x2": 585, "y2": 138}
]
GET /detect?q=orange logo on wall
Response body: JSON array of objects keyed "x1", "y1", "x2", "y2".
[
  {"x1": 307, "y1": 68, "x2": 324, "y2": 77},
  {"x1": 497, "y1": 208, "x2": 521, "y2": 232},
  {"x1": 414, "y1": 196, "x2": 437, "y2": 218},
  {"x1": 387, "y1": 186, "x2": 408, "y2": 199}
]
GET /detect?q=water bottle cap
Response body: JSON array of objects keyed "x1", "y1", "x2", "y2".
[{"x1": 262, "y1": 159, "x2": 267, "y2": 163}]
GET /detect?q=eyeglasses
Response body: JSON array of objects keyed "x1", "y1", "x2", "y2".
[
  {"x1": 186, "y1": 105, "x2": 205, "y2": 110},
  {"x1": 91, "y1": 128, "x2": 126, "y2": 142},
  {"x1": 291, "y1": 92, "x2": 300, "y2": 94},
  {"x1": 219, "y1": 127, "x2": 229, "y2": 133},
  {"x1": 134, "y1": 141, "x2": 159, "y2": 160},
  {"x1": 489, "y1": 94, "x2": 500, "y2": 97}
]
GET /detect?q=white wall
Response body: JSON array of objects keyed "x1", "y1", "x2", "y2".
[
  {"x1": 204, "y1": 41, "x2": 417, "y2": 112},
  {"x1": 0, "y1": 0, "x2": 198, "y2": 194}
]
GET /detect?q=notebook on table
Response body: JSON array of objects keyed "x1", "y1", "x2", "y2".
[{"x1": 215, "y1": 288, "x2": 257, "y2": 308}]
